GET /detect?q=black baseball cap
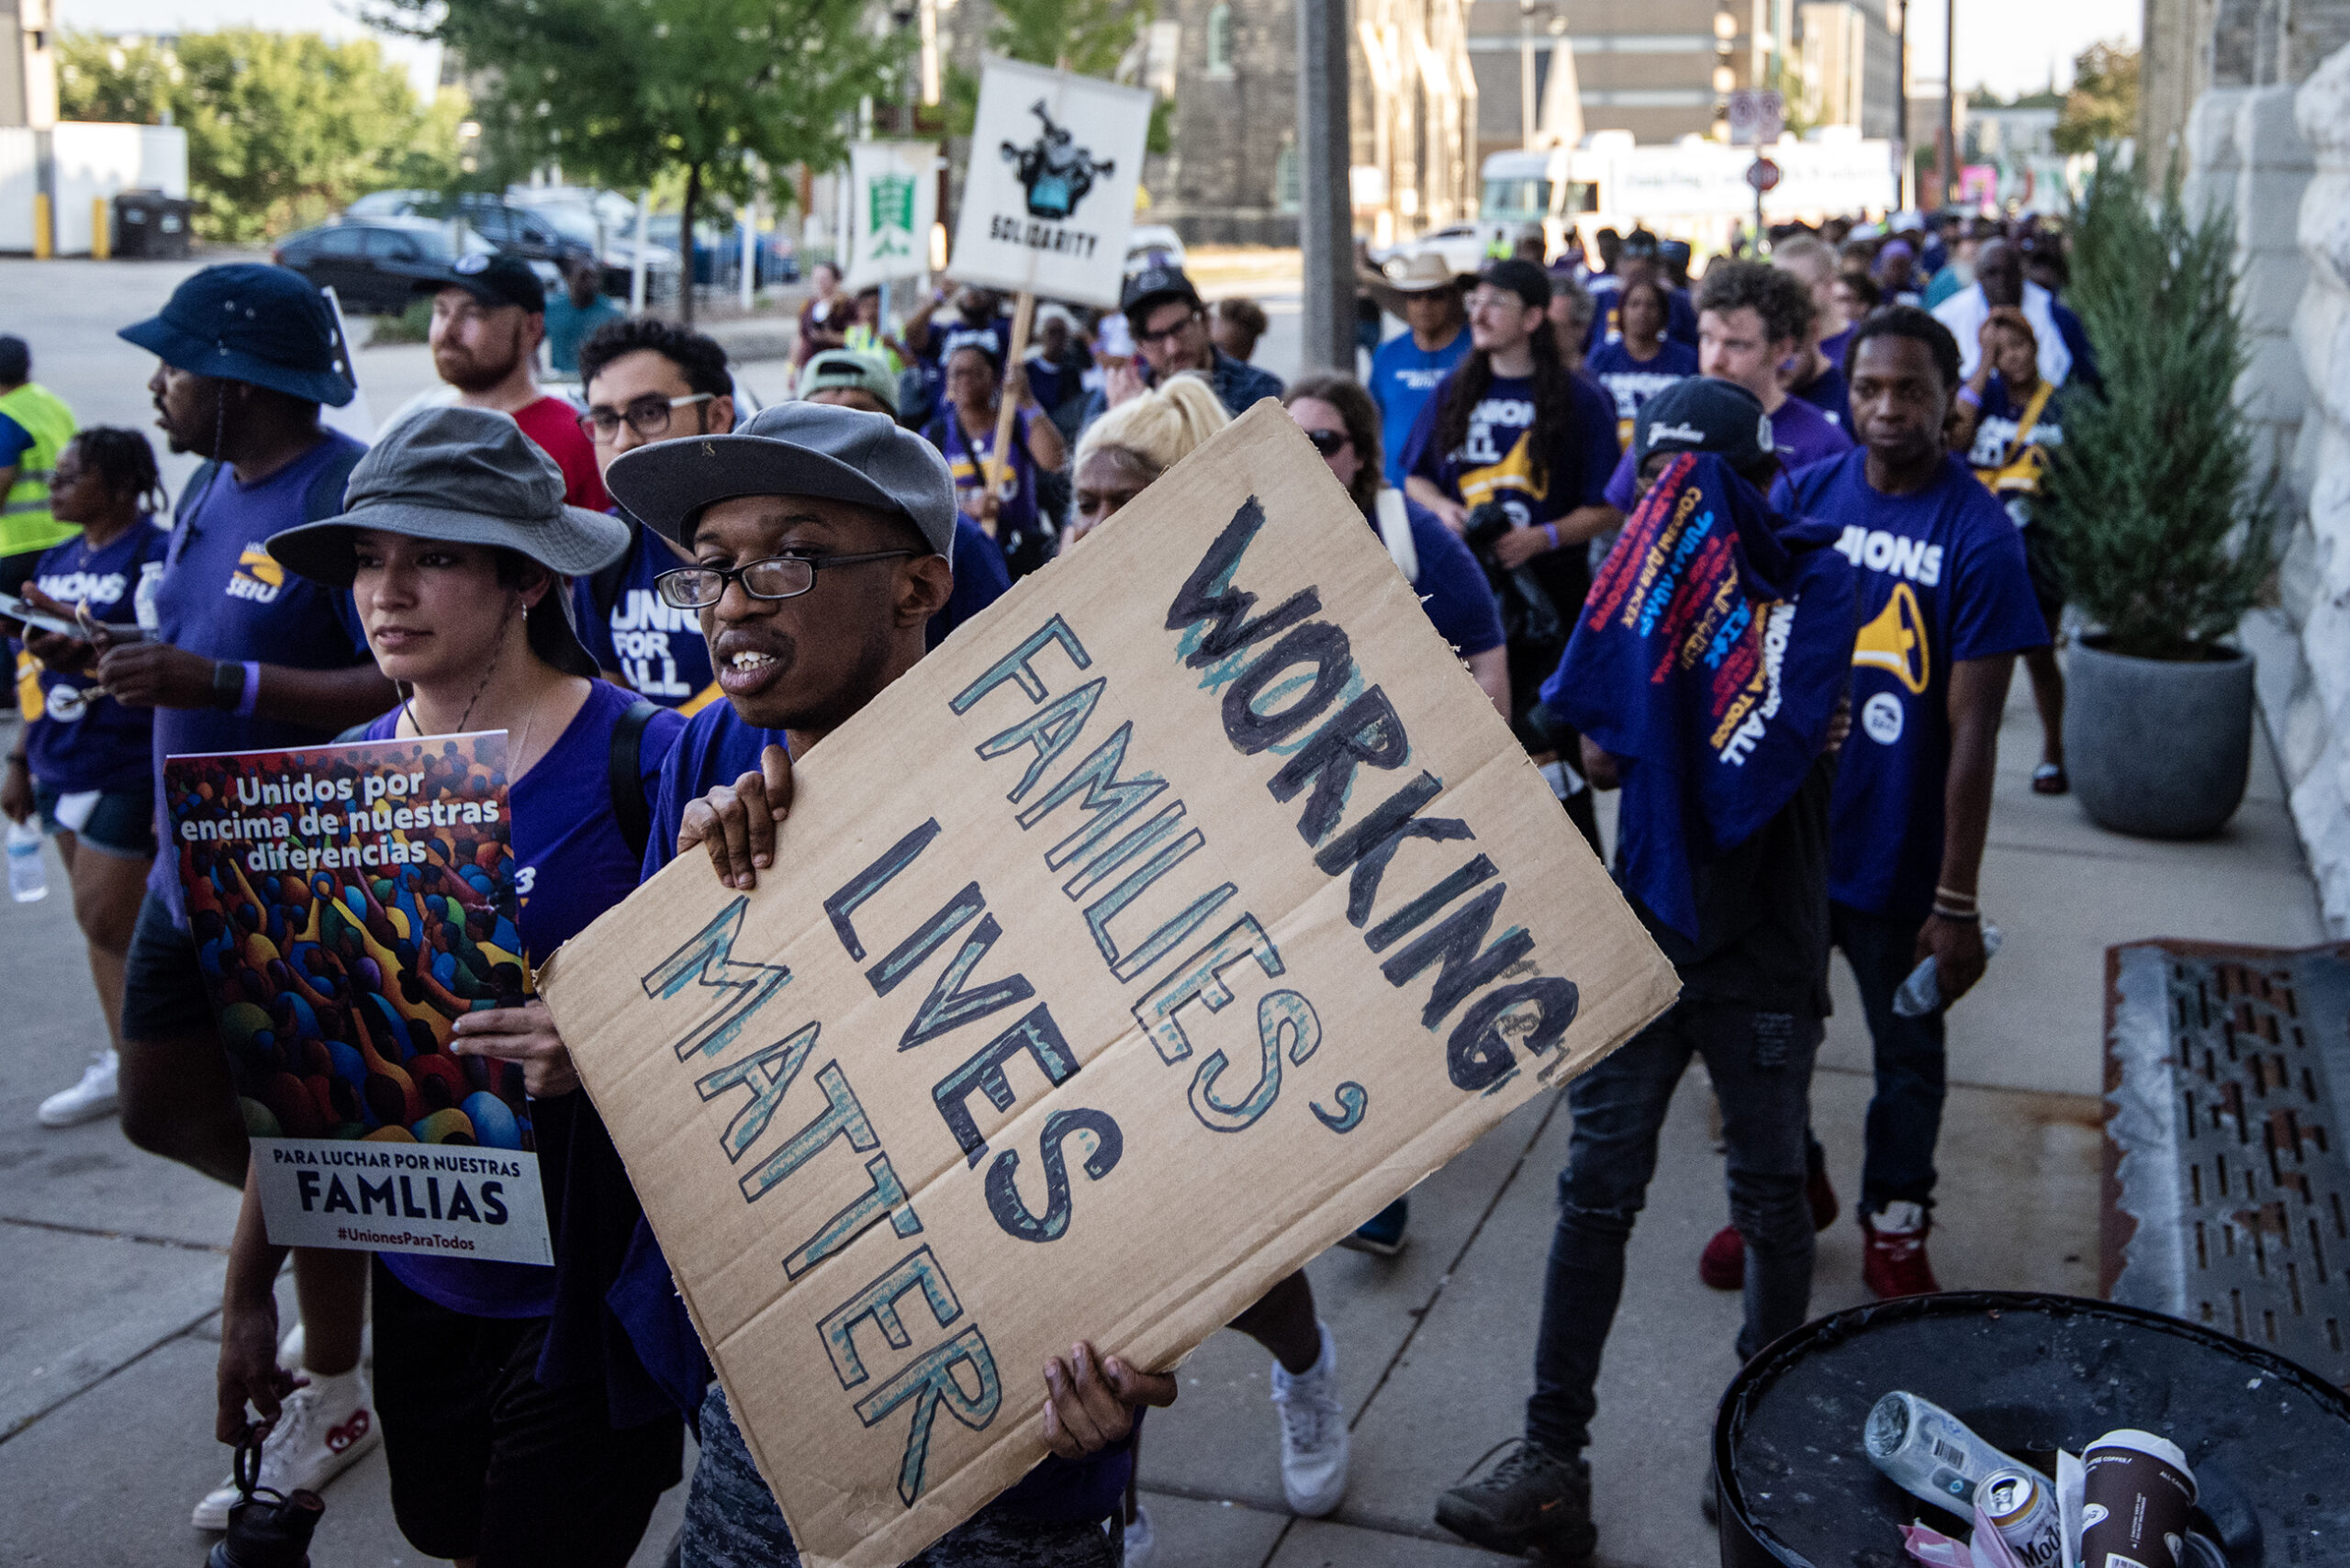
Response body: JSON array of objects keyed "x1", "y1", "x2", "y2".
[
  {"x1": 428, "y1": 252, "x2": 547, "y2": 314},
  {"x1": 1121, "y1": 264, "x2": 1203, "y2": 329},
  {"x1": 1632, "y1": 377, "x2": 1774, "y2": 471},
  {"x1": 1474, "y1": 258, "x2": 1550, "y2": 310}
]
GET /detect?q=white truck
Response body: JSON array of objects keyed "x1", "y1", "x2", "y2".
[{"x1": 1476, "y1": 131, "x2": 1899, "y2": 261}]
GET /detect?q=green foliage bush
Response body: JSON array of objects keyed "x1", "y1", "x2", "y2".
[
  {"x1": 2043, "y1": 156, "x2": 2277, "y2": 661},
  {"x1": 59, "y1": 30, "x2": 464, "y2": 245}
]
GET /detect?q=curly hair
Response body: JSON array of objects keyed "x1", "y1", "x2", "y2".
[
  {"x1": 69, "y1": 426, "x2": 168, "y2": 517},
  {"x1": 576, "y1": 317, "x2": 732, "y2": 401},
  {"x1": 1695, "y1": 260, "x2": 1815, "y2": 348},
  {"x1": 1431, "y1": 309, "x2": 1577, "y2": 496}
]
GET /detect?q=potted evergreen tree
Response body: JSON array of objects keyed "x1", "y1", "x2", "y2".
[{"x1": 2043, "y1": 158, "x2": 2279, "y2": 838}]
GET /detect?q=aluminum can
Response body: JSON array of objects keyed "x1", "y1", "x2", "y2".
[
  {"x1": 1979, "y1": 1465, "x2": 2066, "y2": 1568},
  {"x1": 1863, "y1": 1390, "x2": 2017, "y2": 1510}
]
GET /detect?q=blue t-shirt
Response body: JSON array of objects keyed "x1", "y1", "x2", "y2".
[
  {"x1": 1772, "y1": 451, "x2": 2048, "y2": 919},
  {"x1": 929, "y1": 514, "x2": 1013, "y2": 650},
  {"x1": 927, "y1": 407, "x2": 1040, "y2": 557},
  {"x1": 1966, "y1": 374, "x2": 2069, "y2": 530},
  {"x1": 0, "y1": 409, "x2": 31, "y2": 467},
  {"x1": 571, "y1": 524, "x2": 721, "y2": 711},
  {"x1": 1370, "y1": 326, "x2": 1472, "y2": 487},
  {"x1": 543, "y1": 292, "x2": 625, "y2": 375},
  {"x1": 21, "y1": 522, "x2": 171, "y2": 794},
  {"x1": 1586, "y1": 287, "x2": 1699, "y2": 354},
  {"x1": 368, "y1": 678, "x2": 685, "y2": 1316},
  {"x1": 1604, "y1": 387, "x2": 1852, "y2": 512},
  {"x1": 1820, "y1": 325, "x2": 1855, "y2": 378},
  {"x1": 1400, "y1": 370, "x2": 1617, "y2": 531},
  {"x1": 1586, "y1": 337, "x2": 1699, "y2": 447},
  {"x1": 1788, "y1": 360, "x2": 1852, "y2": 431},
  {"x1": 1388, "y1": 497, "x2": 1505, "y2": 657},
  {"x1": 148, "y1": 432, "x2": 375, "y2": 919}
]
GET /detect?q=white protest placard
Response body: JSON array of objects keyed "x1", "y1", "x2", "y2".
[
  {"x1": 539, "y1": 404, "x2": 1680, "y2": 1567},
  {"x1": 845, "y1": 141, "x2": 940, "y2": 291},
  {"x1": 946, "y1": 57, "x2": 1153, "y2": 308}
]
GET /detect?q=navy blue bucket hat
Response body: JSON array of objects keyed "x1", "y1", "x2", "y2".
[{"x1": 118, "y1": 263, "x2": 356, "y2": 408}]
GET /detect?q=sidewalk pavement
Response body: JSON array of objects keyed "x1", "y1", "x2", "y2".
[{"x1": 0, "y1": 661, "x2": 2325, "y2": 1567}]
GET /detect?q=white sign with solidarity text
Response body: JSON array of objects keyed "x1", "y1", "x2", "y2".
[{"x1": 948, "y1": 57, "x2": 1153, "y2": 308}]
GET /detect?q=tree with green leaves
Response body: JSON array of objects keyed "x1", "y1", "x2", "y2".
[
  {"x1": 58, "y1": 30, "x2": 463, "y2": 244},
  {"x1": 365, "y1": 0, "x2": 901, "y2": 324},
  {"x1": 944, "y1": 0, "x2": 1170, "y2": 154},
  {"x1": 2042, "y1": 154, "x2": 2277, "y2": 660},
  {"x1": 2052, "y1": 42, "x2": 2139, "y2": 156}
]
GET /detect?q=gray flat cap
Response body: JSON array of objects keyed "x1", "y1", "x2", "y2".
[
  {"x1": 268, "y1": 404, "x2": 630, "y2": 585},
  {"x1": 603, "y1": 400, "x2": 957, "y2": 561}
]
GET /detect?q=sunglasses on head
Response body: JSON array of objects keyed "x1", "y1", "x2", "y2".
[{"x1": 1302, "y1": 429, "x2": 1348, "y2": 457}]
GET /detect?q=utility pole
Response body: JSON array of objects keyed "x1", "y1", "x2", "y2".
[
  {"x1": 1892, "y1": 0, "x2": 1909, "y2": 209},
  {"x1": 1520, "y1": 0, "x2": 1538, "y2": 146},
  {"x1": 1938, "y1": 0, "x2": 1955, "y2": 208},
  {"x1": 1298, "y1": 0, "x2": 1355, "y2": 374}
]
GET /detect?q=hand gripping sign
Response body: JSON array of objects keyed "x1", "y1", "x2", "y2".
[
  {"x1": 538, "y1": 404, "x2": 1680, "y2": 1566},
  {"x1": 947, "y1": 57, "x2": 1153, "y2": 308}
]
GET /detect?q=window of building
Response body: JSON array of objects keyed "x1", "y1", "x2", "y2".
[{"x1": 1206, "y1": 3, "x2": 1234, "y2": 79}]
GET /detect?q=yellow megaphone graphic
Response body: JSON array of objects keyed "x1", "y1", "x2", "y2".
[{"x1": 1852, "y1": 582, "x2": 1930, "y2": 695}]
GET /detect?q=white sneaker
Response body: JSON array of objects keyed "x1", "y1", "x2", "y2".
[
  {"x1": 38, "y1": 1050, "x2": 118, "y2": 1127},
  {"x1": 191, "y1": 1369, "x2": 379, "y2": 1530},
  {"x1": 1122, "y1": 1500, "x2": 1156, "y2": 1567},
  {"x1": 1269, "y1": 1319, "x2": 1348, "y2": 1518},
  {"x1": 1876, "y1": 1200, "x2": 1928, "y2": 1234}
]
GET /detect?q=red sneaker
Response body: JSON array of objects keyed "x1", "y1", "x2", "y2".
[
  {"x1": 1697, "y1": 1166, "x2": 1841, "y2": 1291},
  {"x1": 1861, "y1": 1204, "x2": 1941, "y2": 1298}
]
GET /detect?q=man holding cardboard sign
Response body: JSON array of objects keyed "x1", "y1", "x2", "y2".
[{"x1": 542, "y1": 399, "x2": 1677, "y2": 1566}]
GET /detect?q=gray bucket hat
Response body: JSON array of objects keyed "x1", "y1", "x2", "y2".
[
  {"x1": 603, "y1": 400, "x2": 957, "y2": 561},
  {"x1": 268, "y1": 404, "x2": 631, "y2": 678}
]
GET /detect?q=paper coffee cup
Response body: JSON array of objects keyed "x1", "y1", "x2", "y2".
[{"x1": 2080, "y1": 1428, "x2": 2198, "y2": 1568}]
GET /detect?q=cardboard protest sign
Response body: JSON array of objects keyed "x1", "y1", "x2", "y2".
[
  {"x1": 947, "y1": 57, "x2": 1152, "y2": 308},
  {"x1": 845, "y1": 141, "x2": 939, "y2": 291},
  {"x1": 164, "y1": 734, "x2": 551, "y2": 1265},
  {"x1": 539, "y1": 403, "x2": 1679, "y2": 1566}
]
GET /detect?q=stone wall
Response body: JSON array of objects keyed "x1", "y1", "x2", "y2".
[{"x1": 2240, "y1": 41, "x2": 2350, "y2": 932}]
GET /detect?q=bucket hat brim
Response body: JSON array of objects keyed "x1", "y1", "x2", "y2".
[
  {"x1": 266, "y1": 500, "x2": 631, "y2": 588},
  {"x1": 606, "y1": 434, "x2": 923, "y2": 552},
  {"x1": 118, "y1": 316, "x2": 357, "y2": 409}
]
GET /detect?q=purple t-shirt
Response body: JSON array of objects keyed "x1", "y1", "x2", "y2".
[
  {"x1": 1604, "y1": 384, "x2": 1853, "y2": 511},
  {"x1": 22, "y1": 521, "x2": 171, "y2": 793},
  {"x1": 370, "y1": 679, "x2": 684, "y2": 1317}
]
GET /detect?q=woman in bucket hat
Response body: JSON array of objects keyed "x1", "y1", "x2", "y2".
[{"x1": 211, "y1": 405, "x2": 691, "y2": 1568}]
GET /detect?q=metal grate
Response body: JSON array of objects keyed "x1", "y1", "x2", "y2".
[{"x1": 2105, "y1": 941, "x2": 2350, "y2": 1385}]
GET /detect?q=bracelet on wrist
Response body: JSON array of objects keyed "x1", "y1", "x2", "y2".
[
  {"x1": 1932, "y1": 884, "x2": 1977, "y2": 908},
  {"x1": 1932, "y1": 904, "x2": 1982, "y2": 924}
]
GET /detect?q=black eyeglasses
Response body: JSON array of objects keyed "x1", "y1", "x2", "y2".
[
  {"x1": 1133, "y1": 314, "x2": 1199, "y2": 348},
  {"x1": 1301, "y1": 429, "x2": 1348, "y2": 457},
  {"x1": 577, "y1": 393, "x2": 715, "y2": 444},
  {"x1": 653, "y1": 551, "x2": 917, "y2": 610}
]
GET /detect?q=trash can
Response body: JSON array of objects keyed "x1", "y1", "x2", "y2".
[
  {"x1": 111, "y1": 191, "x2": 196, "y2": 259},
  {"x1": 1713, "y1": 1291, "x2": 2350, "y2": 1567}
]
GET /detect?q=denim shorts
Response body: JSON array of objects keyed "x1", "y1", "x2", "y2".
[
  {"x1": 120, "y1": 888, "x2": 215, "y2": 1043},
  {"x1": 31, "y1": 779, "x2": 159, "y2": 861}
]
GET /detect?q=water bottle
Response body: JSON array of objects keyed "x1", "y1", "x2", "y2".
[
  {"x1": 134, "y1": 561, "x2": 164, "y2": 635},
  {"x1": 8, "y1": 817, "x2": 47, "y2": 903},
  {"x1": 1864, "y1": 1390, "x2": 2018, "y2": 1509},
  {"x1": 1892, "y1": 922, "x2": 2002, "y2": 1017}
]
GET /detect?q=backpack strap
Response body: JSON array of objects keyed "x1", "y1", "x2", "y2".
[
  {"x1": 608, "y1": 698, "x2": 660, "y2": 866},
  {"x1": 1374, "y1": 488, "x2": 1419, "y2": 584}
]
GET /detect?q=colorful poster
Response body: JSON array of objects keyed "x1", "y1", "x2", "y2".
[{"x1": 163, "y1": 732, "x2": 552, "y2": 1265}]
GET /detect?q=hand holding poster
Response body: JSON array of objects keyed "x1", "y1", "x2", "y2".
[
  {"x1": 539, "y1": 405, "x2": 1680, "y2": 1566},
  {"x1": 164, "y1": 732, "x2": 551, "y2": 1265},
  {"x1": 947, "y1": 58, "x2": 1153, "y2": 308}
]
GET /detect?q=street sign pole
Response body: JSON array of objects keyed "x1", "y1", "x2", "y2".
[{"x1": 1298, "y1": 0, "x2": 1355, "y2": 374}]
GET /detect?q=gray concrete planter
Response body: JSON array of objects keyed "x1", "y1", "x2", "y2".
[{"x1": 2065, "y1": 637, "x2": 2255, "y2": 838}]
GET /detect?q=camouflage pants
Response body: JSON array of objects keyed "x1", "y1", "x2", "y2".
[{"x1": 679, "y1": 1385, "x2": 1122, "y2": 1568}]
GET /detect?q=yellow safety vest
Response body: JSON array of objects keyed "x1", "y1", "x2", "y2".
[{"x1": 0, "y1": 382, "x2": 80, "y2": 559}]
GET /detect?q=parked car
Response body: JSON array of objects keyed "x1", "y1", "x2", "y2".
[
  {"x1": 272, "y1": 217, "x2": 500, "y2": 315},
  {"x1": 508, "y1": 188, "x2": 678, "y2": 296},
  {"x1": 341, "y1": 190, "x2": 596, "y2": 274},
  {"x1": 643, "y1": 213, "x2": 799, "y2": 288},
  {"x1": 1371, "y1": 223, "x2": 1485, "y2": 280},
  {"x1": 1125, "y1": 224, "x2": 1187, "y2": 276}
]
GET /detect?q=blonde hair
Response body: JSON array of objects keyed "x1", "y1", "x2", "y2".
[{"x1": 1074, "y1": 374, "x2": 1231, "y2": 479}]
